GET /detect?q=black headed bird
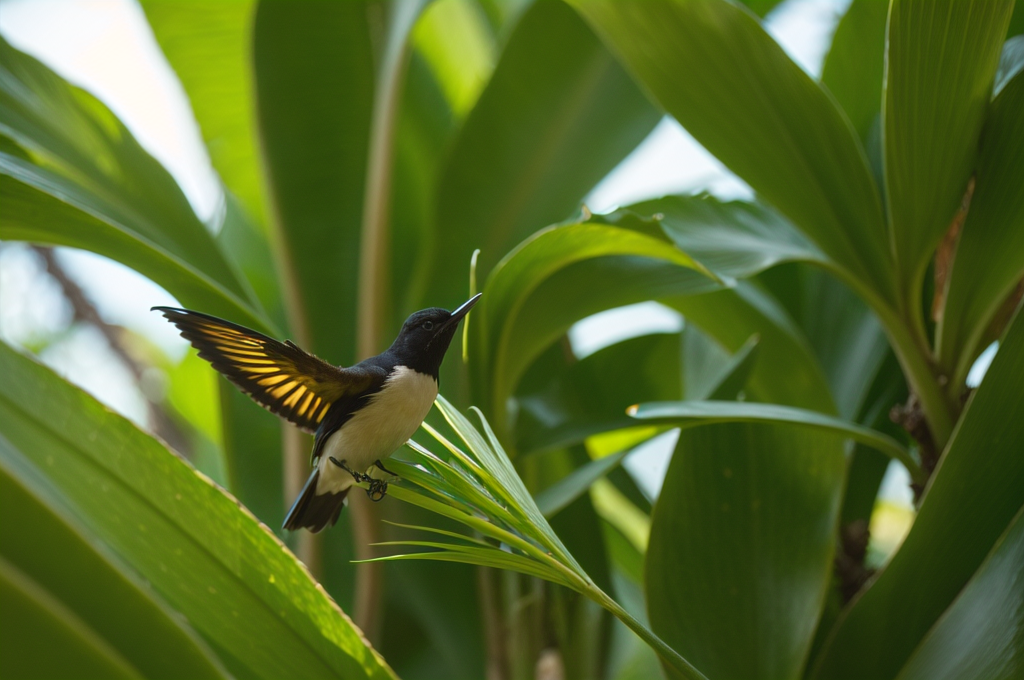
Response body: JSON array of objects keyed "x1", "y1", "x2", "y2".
[{"x1": 153, "y1": 294, "x2": 481, "y2": 533}]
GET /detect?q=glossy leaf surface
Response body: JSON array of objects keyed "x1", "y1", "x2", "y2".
[
  {"x1": 812, "y1": 304, "x2": 1024, "y2": 680},
  {"x1": 569, "y1": 0, "x2": 892, "y2": 299},
  {"x1": 647, "y1": 423, "x2": 846, "y2": 680},
  {"x1": 0, "y1": 342, "x2": 395, "y2": 680}
]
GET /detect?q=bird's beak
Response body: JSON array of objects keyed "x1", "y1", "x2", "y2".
[{"x1": 443, "y1": 293, "x2": 482, "y2": 330}]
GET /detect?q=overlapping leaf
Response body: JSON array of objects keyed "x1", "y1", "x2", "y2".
[
  {"x1": 812, "y1": 303, "x2": 1024, "y2": 680},
  {"x1": 373, "y1": 396, "x2": 707, "y2": 680},
  {"x1": 0, "y1": 342, "x2": 395, "y2": 680},
  {"x1": 0, "y1": 39, "x2": 271, "y2": 334},
  {"x1": 936, "y1": 41, "x2": 1024, "y2": 390},
  {"x1": 426, "y1": 0, "x2": 661, "y2": 310},
  {"x1": 568, "y1": 0, "x2": 893, "y2": 301}
]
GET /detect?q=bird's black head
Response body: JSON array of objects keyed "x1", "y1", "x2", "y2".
[{"x1": 387, "y1": 294, "x2": 481, "y2": 377}]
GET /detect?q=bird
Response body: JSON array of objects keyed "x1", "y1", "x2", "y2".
[{"x1": 153, "y1": 293, "x2": 481, "y2": 533}]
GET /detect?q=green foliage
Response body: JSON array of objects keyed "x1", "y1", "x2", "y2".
[
  {"x1": 2, "y1": 1, "x2": 1022, "y2": 678},
  {"x1": 0, "y1": 343, "x2": 395, "y2": 680}
]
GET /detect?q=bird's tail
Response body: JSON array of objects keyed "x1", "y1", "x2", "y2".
[{"x1": 283, "y1": 468, "x2": 348, "y2": 533}]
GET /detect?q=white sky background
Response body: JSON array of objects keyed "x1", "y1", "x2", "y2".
[{"x1": 0, "y1": 0, "x2": 935, "y2": 508}]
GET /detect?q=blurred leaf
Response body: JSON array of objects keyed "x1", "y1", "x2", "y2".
[
  {"x1": 472, "y1": 222, "x2": 717, "y2": 434},
  {"x1": 389, "y1": 51, "x2": 457, "y2": 333},
  {"x1": 936, "y1": 43, "x2": 1024, "y2": 389},
  {"x1": 685, "y1": 329, "x2": 759, "y2": 401},
  {"x1": 0, "y1": 458, "x2": 229, "y2": 680},
  {"x1": 0, "y1": 39, "x2": 271, "y2": 333},
  {"x1": 0, "y1": 342, "x2": 395, "y2": 680},
  {"x1": 884, "y1": 0, "x2": 1012, "y2": 298},
  {"x1": 516, "y1": 333, "x2": 682, "y2": 455},
  {"x1": 811, "y1": 303, "x2": 1024, "y2": 680},
  {"x1": 569, "y1": 0, "x2": 893, "y2": 300},
  {"x1": 536, "y1": 448, "x2": 631, "y2": 518},
  {"x1": 412, "y1": 0, "x2": 495, "y2": 117},
  {"x1": 218, "y1": 381, "x2": 286, "y2": 530},
  {"x1": 216, "y1": 194, "x2": 287, "y2": 331},
  {"x1": 618, "y1": 195, "x2": 828, "y2": 282},
  {"x1": 140, "y1": 1, "x2": 264, "y2": 227},
  {"x1": 427, "y1": 0, "x2": 661, "y2": 310},
  {"x1": 895, "y1": 506, "x2": 1024, "y2": 680},
  {"x1": 646, "y1": 423, "x2": 846, "y2": 680},
  {"x1": 821, "y1": 0, "x2": 888, "y2": 145},
  {"x1": 0, "y1": 556, "x2": 140, "y2": 680},
  {"x1": 665, "y1": 283, "x2": 836, "y2": 412},
  {"x1": 252, "y1": 0, "x2": 374, "y2": 362},
  {"x1": 631, "y1": 400, "x2": 920, "y2": 483},
  {"x1": 795, "y1": 268, "x2": 889, "y2": 420}
]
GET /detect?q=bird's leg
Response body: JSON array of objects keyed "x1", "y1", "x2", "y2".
[
  {"x1": 329, "y1": 456, "x2": 371, "y2": 483},
  {"x1": 329, "y1": 456, "x2": 388, "y2": 500},
  {"x1": 373, "y1": 459, "x2": 398, "y2": 477}
]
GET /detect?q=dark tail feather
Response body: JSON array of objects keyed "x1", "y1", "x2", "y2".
[{"x1": 283, "y1": 468, "x2": 348, "y2": 533}]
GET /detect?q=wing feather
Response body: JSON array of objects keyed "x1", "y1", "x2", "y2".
[{"x1": 153, "y1": 307, "x2": 375, "y2": 433}]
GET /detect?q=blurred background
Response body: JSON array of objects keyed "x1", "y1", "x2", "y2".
[{"x1": 0, "y1": 0, "x2": 929, "y2": 534}]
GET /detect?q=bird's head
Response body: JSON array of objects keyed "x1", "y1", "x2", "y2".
[{"x1": 389, "y1": 293, "x2": 482, "y2": 376}]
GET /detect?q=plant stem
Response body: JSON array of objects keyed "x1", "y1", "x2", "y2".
[{"x1": 353, "y1": 0, "x2": 424, "y2": 641}]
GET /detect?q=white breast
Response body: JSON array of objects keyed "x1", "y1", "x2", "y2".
[{"x1": 315, "y1": 366, "x2": 437, "y2": 494}]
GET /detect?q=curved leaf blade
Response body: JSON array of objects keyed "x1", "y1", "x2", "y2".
[
  {"x1": 0, "y1": 342, "x2": 395, "y2": 680},
  {"x1": 0, "y1": 556, "x2": 141, "y2": 680},
  {"x1": 630, "y1": 400, "x2": 920, "y2": 482},
  {"x1": 646, "y1": 423, "x2": 847, "y2": 680},
  {"x1": 895, "y1": 505, "x2": 1024, "y2": 680},
  {"x1": 812, "y1": 303, "x2": 1024, "y2": 680},
  {"x1": 0, "y1": 39, "x2": 271, "y2": 333},
  {"x1": 141, "y1": 1, "x2": 264, "y2": 227},
  {"x1": 0, "y1": 457, "x2": 230, "y2": 680},
  {"x1": 937, "y1": 43, "x2": 1024, "y2": 388},
  {"x1": 471, "y1": 221, "x2": 717, "y2": 432},
  {"x1": 884, "y1": 0, "x2": 1013, "y2": 292},
  {"x1": 427, "y1": 0, "x2": 661, "y2": 309},
  {"x1": 568, "y1": 0, "x2": 893, "y2": 300}
]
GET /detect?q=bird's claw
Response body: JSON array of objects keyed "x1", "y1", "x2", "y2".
[
  {"x1": 328, "y1": 456, "x2": 389, "y2": 500},
  {"x1": 366, "y1": 479, "x2": 388, "y2": 502}
]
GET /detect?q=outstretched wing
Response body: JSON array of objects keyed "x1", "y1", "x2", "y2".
[{"x1": 154, "y1": 307, "x2": 375, "y2": 433}]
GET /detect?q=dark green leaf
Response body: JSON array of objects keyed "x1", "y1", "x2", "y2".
[
  {"x1": 646, "y1": 423, "x2": 846, "y2": 680},
  {"x1": 0, "y1": 39, "x2": 271, "y2": 333},
  {"x1": 426, "y1": 0, "x2": 661, "y2": 309},
  {"x1": 821, "y1": 0, "x2": 888, "y2": 145},
  {"x1": 568, "y1": 0, "x2": 893, "y2": 300},
  {"x1": 516, "y1": 333, "x2": 681, "y2": 455},
  {"x1": 252, "y1": 0, "x2": 374, "y2": 362},
  {"x1": 811, "y1": 303, "x2": 1024, "y2": 680},
  {"x1": 895, "y1": 506, "x2": 1024, "y2": 680},
  {"x1": 141, "y1": 1, "x2": 264, "y2": 226},
  {"x1": 0, "y1": 556, "x2": 141, "y2": 680},
  {"x1": 665, "y1": 283, "x2": 836, "y2": 412},
  {"x1": 936, "y1": 44, "x2": 1024, "y2": 389},
  {"x1": 884, "y1": 0, "x2": 1013, "y2": 296},
  {"x1": 626, "y1": 195, "x2": 827, "y2": 282}
]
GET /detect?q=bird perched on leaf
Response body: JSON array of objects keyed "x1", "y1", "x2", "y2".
[{"x1": 153, "y1": 294, "x2": 481, "y2": 533}]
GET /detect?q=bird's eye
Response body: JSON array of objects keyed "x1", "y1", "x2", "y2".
[{"x1": 422, "y1": 321, "x2": 434, "y2": 331}]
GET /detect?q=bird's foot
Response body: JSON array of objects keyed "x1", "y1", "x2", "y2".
[
  {"x1": 329, "y1": 456, "x2": 389, "y2": 501},
  {"x1": 366, "y1": 478, "x2": 388, "y2": 502}
]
